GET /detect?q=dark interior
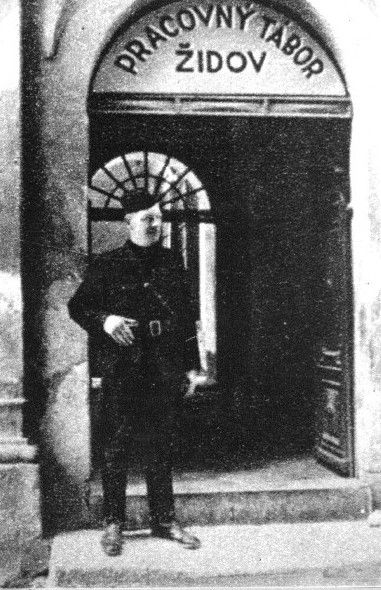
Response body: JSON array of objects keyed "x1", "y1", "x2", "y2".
[{"x1": 89, "y1": 114, "x2": 351, "y2": 471}]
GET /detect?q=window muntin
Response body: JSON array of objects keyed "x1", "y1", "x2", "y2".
[{"x1": 89, "y1": 151, "x2": 210, "y2": 212}]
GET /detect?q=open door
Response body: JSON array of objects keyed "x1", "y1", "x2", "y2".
[
  {"x1": 314, "y1": 175, "x2": 354, "y2": 476},
  {"x1": 87, "y1": 112, "x2": 353, "y2": 473}
]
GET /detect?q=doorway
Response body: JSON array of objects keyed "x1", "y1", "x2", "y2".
[{"x1": 88, "y1": 112, "x2": 353, "y2": 475}]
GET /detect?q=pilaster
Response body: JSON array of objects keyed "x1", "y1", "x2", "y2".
[
  {"x1": 0, "y1": 0, "x2": 37, "y2": 464},
  {"x1": 0, "y1": 0, "x2": 40, "y2": 584}
]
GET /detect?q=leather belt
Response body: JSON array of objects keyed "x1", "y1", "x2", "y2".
[{"x1": 144, "y1": 319, "x2": 173, "y2": 338}]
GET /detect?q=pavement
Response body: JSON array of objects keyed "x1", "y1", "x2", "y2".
[{"x1": 48, "y1": 519, "x2": 381, "y2": 587}]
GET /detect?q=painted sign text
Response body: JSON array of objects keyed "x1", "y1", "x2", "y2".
[{"x1": 114, "y1": 3, "x2": 325, "y2": 79}]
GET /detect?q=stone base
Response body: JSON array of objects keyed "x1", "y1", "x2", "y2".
[
  {"x1": 0, "y1": 463, "x2": 42, "y2": 586},
  {"x1": 48, "y1": 521, "x2": 381, "y2": 587},
  {"x1": 89, "y1": 474, "x2": 372, "y2": 529},
  {"x1": 365, "y1": 475, "x2": 381, "y2": 510},
  {"x1": 0, "y1": 440, "x2": 37, "y2": 463}
]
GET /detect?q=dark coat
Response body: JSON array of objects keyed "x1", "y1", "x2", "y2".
[{"x1": 68, "y1": 241, "x2": 199, "y2": 382}]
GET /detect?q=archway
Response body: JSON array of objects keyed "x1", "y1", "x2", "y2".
[
  {"x1": 18, "y1": 0, "x2": 381, "y2": 537},
  {"x1": 87, "y1": 0, "x2": 353, "y2": 475}
]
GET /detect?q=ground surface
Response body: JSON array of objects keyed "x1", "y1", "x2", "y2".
[{"x1": 48, "y1": 520, "x2": 381, "y2": 587}]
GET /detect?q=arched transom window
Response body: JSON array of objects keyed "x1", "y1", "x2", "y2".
[{"x1": 89, "y1": 151, "x2": 210, "y2": 212}]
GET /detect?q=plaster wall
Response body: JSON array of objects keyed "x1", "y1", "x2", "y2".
[
  {"x1": 0, "y1": 1, "x2": 41, "y2": 584},
  {"x1": 0, "y1": 0, "x2": 22, "y2": 416},
  {"x1": 20, "y1": 0, "x2": 381, "y2": 531}
]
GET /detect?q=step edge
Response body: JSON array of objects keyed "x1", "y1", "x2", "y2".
[
  {"x1": 90, "y1": 479, "x2": 371, "y2": 498},
  {"x1": 48, "y1": 556, "x2": 381, "y2": 589}
]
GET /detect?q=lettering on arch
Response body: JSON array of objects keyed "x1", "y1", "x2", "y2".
[{"x1": 92, "y1": 1, "x2": 347, "y2": 96}]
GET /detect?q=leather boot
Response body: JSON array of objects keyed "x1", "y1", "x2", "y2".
[
  {"x1": 101, "y1": 522, "x2": 123, "y2": 556},
  {"x1": 152, "y1": 521, "x2": 201, "y2": 550}
]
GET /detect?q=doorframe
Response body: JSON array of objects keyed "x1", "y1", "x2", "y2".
[
  {"x1": 89, "y1": 92, "x2": 351, "y2": 119},
  {"x1": 87, "y1": 97, "x2": 354, "y2": 471}
]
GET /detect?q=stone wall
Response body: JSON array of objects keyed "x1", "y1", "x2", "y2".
[
  {"x1": 22, "y1": 0, "x2": 93, "y2": 534},
  {"x1": 0, "y1": 0, "x2": 41, "y2": 585}
]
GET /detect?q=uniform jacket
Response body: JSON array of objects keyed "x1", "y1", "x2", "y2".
[{"x1": 68, "y1": 241, "x2": 200, "y2": 381}]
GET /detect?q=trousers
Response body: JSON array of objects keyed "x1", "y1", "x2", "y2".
[{"x1": 100, "y1": 361, "x2": 181, "y2": 526}]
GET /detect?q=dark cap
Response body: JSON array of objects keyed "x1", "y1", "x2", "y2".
[{"x1": 120, "y1": 189, "x2": 159, "y2": 214}]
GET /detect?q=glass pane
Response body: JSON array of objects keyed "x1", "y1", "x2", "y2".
[{"x1": 90, "y1": 151, "x2": 211, "y2": 212}]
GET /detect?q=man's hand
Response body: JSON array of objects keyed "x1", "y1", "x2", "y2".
[
  {"x1": 103, "y1": 315, "x2": 139, "y2": 346},
  {"x1": 182, "y1": 370, "x2": 217, "y2": 398},
  {"x1": 182, "y1": 370, "x2": 202, "y2": 398}
]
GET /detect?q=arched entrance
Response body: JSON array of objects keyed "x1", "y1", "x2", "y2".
[
  {"x1": 87, "y1": 0, "x2": 353, "y2": 476},
  {"x1": 17, "y1": 0, "x2": 381, "y2": 538}
]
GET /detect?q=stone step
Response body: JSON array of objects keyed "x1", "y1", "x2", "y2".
[
  {"x1": 48, "y1": 521, "x2": 381, "y2": 587},
  {"x1": 89, "y1": 472, "x2": 371, "y2": 529}
]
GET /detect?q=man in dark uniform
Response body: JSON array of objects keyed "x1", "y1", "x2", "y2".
[{"x1": 68, "y1": 189, "x2": 201, "y2": 555}]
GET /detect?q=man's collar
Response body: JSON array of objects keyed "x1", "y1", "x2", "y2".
[{"x1": 122, "y1": 239, "x2": 162, "y2": 258}]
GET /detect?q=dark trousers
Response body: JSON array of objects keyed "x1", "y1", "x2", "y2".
[{"x1": 100, "y1": 367, "x2": 180, "y2": 526}]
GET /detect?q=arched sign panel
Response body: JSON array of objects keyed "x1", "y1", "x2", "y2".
[{"x1": 92, "y1": 0, "x2": 347, "y2": 97}]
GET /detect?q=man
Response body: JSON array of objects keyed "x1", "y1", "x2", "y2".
[{"x1": 68, "y1": 189, "x2": 201, "y2": 556}]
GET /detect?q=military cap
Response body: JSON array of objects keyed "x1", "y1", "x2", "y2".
[{"x1": 120, "y1": 189, "x2": 159, "y2": 214}]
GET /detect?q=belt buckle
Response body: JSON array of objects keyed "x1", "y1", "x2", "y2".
[{"x1": 149, "y1": 319, "x2": 162, "y2": 337}]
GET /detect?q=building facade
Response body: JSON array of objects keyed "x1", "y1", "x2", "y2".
[{"x1": 0, "y1": 0, "x2": 381, "y2": 582}]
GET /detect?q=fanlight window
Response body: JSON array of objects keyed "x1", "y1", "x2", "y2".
[
  {"x1": 89, "y1": 151, "x2": 210, "y2": 212},
  {"x1": 89, "y1": 151, "x2": 216, "y2": 381}
]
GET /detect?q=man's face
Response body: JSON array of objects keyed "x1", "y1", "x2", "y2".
[{"x1": 126, "y1": 202, "x2": 163, "y2": 247}]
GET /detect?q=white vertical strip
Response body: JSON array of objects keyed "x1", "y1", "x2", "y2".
[
  {"x1": 162, "y1": 222, "x2": 171, "y2": 248},
  {"x1": 199, "y1": 223, "x2": 217, "y2": 376},
  {"x1": 181, "y1": 221, "x2": 187, "y2": 268}
]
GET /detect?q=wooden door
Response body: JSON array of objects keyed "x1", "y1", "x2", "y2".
[{"x1": 314, "y1": 189, "x2": 354, "y2": 476}]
